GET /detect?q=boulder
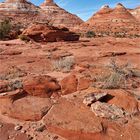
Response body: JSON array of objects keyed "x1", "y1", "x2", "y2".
[
  {"x1": 22, "y1": 23, "x2": 80, "y2": 42},
  {"x1": 23, "y1": 75, "x2": 61, "y2": 98},
  {"x1": 43, "y1": 98, "x2": 103, "y2": 139},
  {"x1": 77, "y1": 77, "x2": 92, "y2": 91},
  {"x1": 0, "y1": 90, "x2": 53, "y2": 121},
  {"x1": 60, "y1": 75, "x2": 78, "y2": 95},
  {"x1": 107, "y1": 90, "x2": 139, "y2": 113}
]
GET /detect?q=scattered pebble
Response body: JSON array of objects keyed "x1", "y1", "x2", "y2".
[
  {"x1": 35, "y1": 125, "x2": 46, "y2": 132},
  {"x1": 21, "y1": 130, "x2": 26, "y2": 133},
  {"x1": 14, "y1": 125, "x2": 22, "y2": 131},
  {"x1": 0, "y1": 123, "x2": 3, "y2": 128}
]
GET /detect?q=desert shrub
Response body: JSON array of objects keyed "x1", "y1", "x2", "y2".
[
  {"x1": 85, "y1": 31, "x2": 96, "y2": 38},
  {"x1": 18, "y1": 34, "x2": 30, "y2": 42},
  {"x1": 52, "y1": 56, "x2": 75, "y2": 72},
  {"x1": 0, "y1": 66, "x2": 27, "y2": 80},
  {"x1": 0, "y1": 19, "x2": 11, "y2": 39},
  {"x1": 102, "y1": 59, "x2": 132, "y2": 89},
  {"x1": 93, "y1": 59, "x2": 140, "y2": 89},
  {"x1": 8, "y1": 80, "x2": 23, "y2": 91}
]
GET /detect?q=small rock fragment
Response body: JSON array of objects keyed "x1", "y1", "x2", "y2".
[
  {"x1": 83, "y1": 92, "x2": 107, "y2": 106},
  {"x1": 35, "y1": 125, "x2": 46, "y2": 132},
  {"x1": 14, "y1": 125, "x2": 22, "y2": 131}
]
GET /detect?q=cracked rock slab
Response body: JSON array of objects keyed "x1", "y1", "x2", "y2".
[{"x1": 91, "y1": 101, "x2": 125, "y2": 119}]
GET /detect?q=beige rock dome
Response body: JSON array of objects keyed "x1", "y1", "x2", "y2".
[{"x1": 40, "y1": 0, "x2": 83, "y2": 28}]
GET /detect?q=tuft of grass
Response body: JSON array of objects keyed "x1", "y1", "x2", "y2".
[{"x1": 52, "y1": 56, "x2": 75, "y2": 72}]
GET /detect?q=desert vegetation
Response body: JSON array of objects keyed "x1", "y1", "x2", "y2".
[
  {"x1": 0, "y1": 18, "x2": 11, "y2": 40},
  {"x1": 52, "y1": 56, "x2": 75, "y2": 72},
  {"x1": 93, "y1": 59, "x2": 140, "y2": 89}
]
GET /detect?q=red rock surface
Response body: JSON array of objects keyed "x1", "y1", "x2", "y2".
[
  {"x1": 0, "y1": 23, "x2": 140, "y2": 140},
  {"x1": 60, "y1": 75, "x2": 78, "y2": 95},
  {"x1": 0, "y1": 122, "x2": 29, "y2": 140},
  {"x1": 0, "y1": 90, "x2": 53, "y2": 121},
  {"x1": 22, "y1": 23, "x2": 80, "y2": 42},
  {"x1": 23, "y1": 75, "x2": 60, "y2": 98}
]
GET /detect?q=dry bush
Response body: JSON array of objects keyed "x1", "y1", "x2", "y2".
[
  {"x1": 94, "y1": 59, "x2": 140, "y2": 89},
  {"x1": 0, "y1": 66, "x2": 27, "y2": 80},
  {"x1": 8, "y1": 80, "x2": 23, "y2": 91},
  {"x1": 52, "y1": 56, "x2": 75, "y2": 72}
]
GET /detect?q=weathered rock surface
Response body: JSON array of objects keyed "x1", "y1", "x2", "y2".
[
  {"x1": 107, "y1": 90, "x2": 139, "y2": 113},
  {"x1": 22, "y1": 23, "x2": 80, "y2": 42},
  {"x1": 83, "y1": 92, "x2": 107, "y2": 106},
  {"x1": 0, "y1": 122, "x2": 29, "y2": 140},
  {"x1": 60, "y1": 75, "x2": 78, "y2": 95},
  {"x1": 0, "y1": 34, "x2": 140, "y2": 140},
  {"x1": 77, "y1": 77, "x2": 92, "y2": 91},
  {"x1": 91, "y1": 101, "x2": 125, "y2": 119},
  {"x1": 43, "y1": 98, "x2": 103, "y2": 137},
  {"x1": 23, "y1": 75, "x2": 60, "y2": 98},
  {"x1": 0, "y1": 90, "x2": 53, "y2": 121}
]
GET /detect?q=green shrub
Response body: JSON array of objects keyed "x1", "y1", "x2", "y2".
[
  {"x1": 18, "y1": 34, "x2": 30, "y2": 42},
  {"x1": 85, "y1": 31, "x2": 96, "y2": 38},
  {"x1": 0, "y1": 19, "x2": 11, "y2": 39}
]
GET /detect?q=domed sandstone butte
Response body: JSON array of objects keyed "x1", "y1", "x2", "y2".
[
  {"x1": 79, "y1": 3, "x2": 140, "y2": 36},
  {"x1": 40, "y1": 0, "x2": 83, "y2": 28},
  {"x1": 0, "y1": 0, "x2": 83, "y2": 29},
  {"x1": 0, "y1": 0, "x2": 39, "y2": 13}
]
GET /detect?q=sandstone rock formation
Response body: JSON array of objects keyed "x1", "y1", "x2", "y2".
[
  {"x1": 0, "y1": 90, "x2": 53, "y2": 121},
  {"x1": 22, "y1": 23, "x2": 80, "y2": 42},
  {"x1": 129, "y1": 6, "x2": 140, "y2": 22},
  {"x1": 87, "y1": 3, "x2": 136, "y2": 25},
  {"x1": 0, "y1": 0, "x2": 83, "y2": 29},
  {"x1": 0, "y1": 0, "x2": 39, "y2": 14},
  {"x1": 40, "y1": 0, "x2": 83, "y2": 28},
  {"x1": 80, "y1": 3, "x2": 140, "y2": 37},
  {"x1": 23, "y1": 75, "x2": 61, "y2": 98}
]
